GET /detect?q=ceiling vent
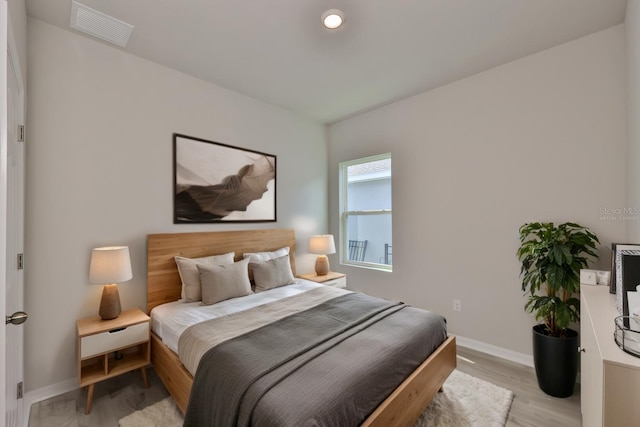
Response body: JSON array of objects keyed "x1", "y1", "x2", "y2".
[{"x1": 70, "y1": 1, "x2": 134, "y2": 47}]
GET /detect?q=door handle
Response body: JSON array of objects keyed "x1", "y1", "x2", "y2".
[{"x1": 6, "y1": 311, "x2": 27, "y2": 325}]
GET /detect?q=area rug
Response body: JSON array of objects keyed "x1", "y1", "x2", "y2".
[
  {"x1": 119, "y1": 370, "x2": 513, "y2": 427},
  {"x1": 118, "y1": 397, "x2": 183, "y2": 427},
  {"x1": 415, "y1": 370, "x2": 514, "y2": 427}
]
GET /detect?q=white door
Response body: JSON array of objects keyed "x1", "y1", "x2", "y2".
[
  {"x1": 4, "y1": 10, "x2": 26, "y2": 427},
  {"x1": 0, "y1": 1, "x2": 8, "y2": 423}
]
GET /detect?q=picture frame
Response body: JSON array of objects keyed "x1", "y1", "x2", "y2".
[
  {"x1": 611, "y1": 243, "x2": 640, "y2": 294},
  {"x1": 173, "y1": 133, "x2": 277, "y2": 223},
  {"x1": 611, "y1": 243, "x2": 622, "y2": 295},
  {"x1": 611, "y1": 244, "x2": 640, "y2": 327}
]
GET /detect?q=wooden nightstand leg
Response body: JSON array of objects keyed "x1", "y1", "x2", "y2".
[
  {"x1": 85, "y1": 384, "x2": 95, "y2": 414},
  {"x1": 140, "y1": 366, "x2": 149, "y2": 388}
]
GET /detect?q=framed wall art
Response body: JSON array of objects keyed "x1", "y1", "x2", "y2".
[{"x1": 173, "y1": 133, "x2": 276, "y2": 223}]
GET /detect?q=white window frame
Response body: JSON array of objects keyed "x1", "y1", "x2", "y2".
[{"x1": 339, "y1": 153, "x2": 392, "y2": 272}]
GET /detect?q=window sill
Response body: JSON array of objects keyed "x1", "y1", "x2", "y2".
[{"x1": 340, "y1": 261, "x2": 392, "y2": 273}]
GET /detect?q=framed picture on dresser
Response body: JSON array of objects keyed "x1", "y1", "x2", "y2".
[
  {"x1": 610, "y1": 243, "x2": 640, "y2": 294},
  {"x1": 173, "y1": 133, "x2": 277, "y2": 223},
  {"x1": 611, "y1": 244, "x2": 640, "y2": 327}
]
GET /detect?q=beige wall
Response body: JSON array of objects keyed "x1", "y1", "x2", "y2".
[
  {"x1": 328, "y1": 25, "x2": 627, "y2": 357},
  {"x1": 627, "y1": 1, "x2": 640, "y2": 242},
  {"x1": 25, "y1": 19, "x2": 328, "y2": 391}
]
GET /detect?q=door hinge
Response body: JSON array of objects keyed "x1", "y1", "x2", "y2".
[
  {"x1": 17, "y1": 382, "x2": 23, "y2": 399},
  {"x1": 17, "y1": 125, "x2": 24, "y2": 142},
  {"x1": 17, "y1": 253, "x2": 24, "y2": 270}
]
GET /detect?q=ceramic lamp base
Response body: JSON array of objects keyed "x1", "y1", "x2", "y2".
[
  {"x1": 315, "y1": 255, "x2": 330, "y2": 276},
  {"x1": 99, "y1": 283, "x2": 122, "y2": 320}
]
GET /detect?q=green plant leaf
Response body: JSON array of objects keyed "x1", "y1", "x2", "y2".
[
  {"x1": 516, "y1": 221, "x2": 598, "y2": 337},
  {"x1": 547, "y1": 263, "x2": 565, "y2": 289}
]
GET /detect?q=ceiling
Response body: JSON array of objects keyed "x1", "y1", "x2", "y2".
[{"x1": 26, "y1": 0, "x2": 628, "y2": 124}]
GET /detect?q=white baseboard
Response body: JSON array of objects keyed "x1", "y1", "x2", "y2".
[
  {"x1": 23, "y1": 378, "x2": 78, "y2": 427},
  {"x1": 454, "y1": 334, "x2": 534, "y2": 368}
]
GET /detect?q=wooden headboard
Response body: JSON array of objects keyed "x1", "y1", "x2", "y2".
[{"x1": 147, "y1": 229, "x2": 296, "y2": 314}]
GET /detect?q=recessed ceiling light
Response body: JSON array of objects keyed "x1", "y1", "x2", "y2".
[{"x1": 322, "y1": 9, "x2": 344, "y2": 30}]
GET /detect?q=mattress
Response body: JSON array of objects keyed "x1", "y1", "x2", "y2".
[{"x1": 150, "y1": 279, "x2": 346, "y2": 353}]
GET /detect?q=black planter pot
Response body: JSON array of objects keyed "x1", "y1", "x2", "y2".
[{"x1": 532, "y1": 324, "x2": 579, "y2": 398}]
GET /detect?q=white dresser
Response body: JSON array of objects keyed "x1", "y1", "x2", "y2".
[{"x1": 580, "y1": 285, "x2": 640, "y2": 427}]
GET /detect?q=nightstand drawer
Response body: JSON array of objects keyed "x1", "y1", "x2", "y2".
[
  {"x1": 324, "y1": 276, "x2": 347, "y2": 288},
  {"x1": 298, "y1": 272, "x2": 347, "y2": 288},
  {"x1": 81, "y1": 322, "x2": 148, "y2": 359}
]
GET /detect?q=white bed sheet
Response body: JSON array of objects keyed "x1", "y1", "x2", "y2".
[{"x1": 151, "y1": 279, "x2": 340, "y2": 353}]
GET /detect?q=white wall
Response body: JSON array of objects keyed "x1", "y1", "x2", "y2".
[
  {"x1": 627, "y1": 1, "x2": 640, "y2": 242},
  {"x1": 25, "y1": 19, "x2": 328, "y2": 391},
  {"x1": 328, "y1": 26, "x2": 627, "y2": 357}
]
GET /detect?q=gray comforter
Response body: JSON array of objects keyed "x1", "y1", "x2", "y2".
[{"x1": 183, "y1": 292, "x2": 447, "y2": 427}]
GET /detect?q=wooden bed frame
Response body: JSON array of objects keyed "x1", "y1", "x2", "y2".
[{"x1": 147, "y1": 229, "x2": 456, "y2": 427}]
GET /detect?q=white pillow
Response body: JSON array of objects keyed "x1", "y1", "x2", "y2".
[
  {"x1": 243, "y1": 247, "x2": 290, "y2": 279},
  {"x1": 250, "y1": 255, "x2": 295, "y2": 292},
  {"x1": 243, "y1": 246, "x2": 290, "y2": 263},
  {"x1": 175, "y1": 252, "x2": 235, "y2": 302},
  {"x1": 198, "y1": 258, "x2": 253, "y2": 305}
]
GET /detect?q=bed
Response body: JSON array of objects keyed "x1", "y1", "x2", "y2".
[{"x1": 147, "y1": 228, "x2": 456, "y2": 426}]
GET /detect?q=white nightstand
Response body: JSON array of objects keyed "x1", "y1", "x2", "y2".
[
  {"x1": 76, "y1": 308, "x2": 150, "y2": 414},
  {"x1": 298, "y1": 271, "x2": 347, "y2": 289}
]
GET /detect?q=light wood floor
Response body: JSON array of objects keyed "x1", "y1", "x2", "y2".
[
  {"x1": 456, "y1": 346, "x2": 581, "y2": 427},
  {"x1": 28, "y1": 369, "x2": 170, "y2": 427},
  {"x1": 28, "y1": 345, "x2": 581, "y2": 427}
]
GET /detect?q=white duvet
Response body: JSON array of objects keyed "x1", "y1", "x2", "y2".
[{"x1": 150, "y1": 279, "x2": 340, "y2": 353}]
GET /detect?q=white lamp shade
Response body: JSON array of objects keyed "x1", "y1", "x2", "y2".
[
  {"x1": 309, "y1": 235, "x2": 336, "y2": 255},
  {"x1": 89, "y1": 246, "x2": 133, "y2": 284}
]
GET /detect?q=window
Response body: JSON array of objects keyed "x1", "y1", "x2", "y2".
[{"x1": 339, "y1": 153, "x2": 392, "y2": 271}]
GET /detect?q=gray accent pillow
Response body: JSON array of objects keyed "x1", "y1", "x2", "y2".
[
  {"x1": 251, "y1": 255, "x2": 295, "y2": 293},
  {"x1": 198, "y1": 258, "x2": 253, "y2": 305},
  {"x1": 243, "y1": 247, "x2": 290, "y2": 280},
  {"x1": 175, "y1": 252, "x2": 235, "y2": 302}
]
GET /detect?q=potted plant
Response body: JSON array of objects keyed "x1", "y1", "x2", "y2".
[{"x1": 516, "y1": 222, "x2": 599, "y2": 397}]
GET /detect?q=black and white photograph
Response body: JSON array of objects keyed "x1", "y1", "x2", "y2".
[{"x1": 173, "y1": 134, "x2": 276, "y2": 223}]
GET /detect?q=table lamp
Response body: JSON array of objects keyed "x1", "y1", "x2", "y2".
[
  {"x1": 89, "y1": 246, "x2": 132, "y2": 320},
  {"x1": 309, "y1": 235, "x2": 336, "y2": 276}
]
